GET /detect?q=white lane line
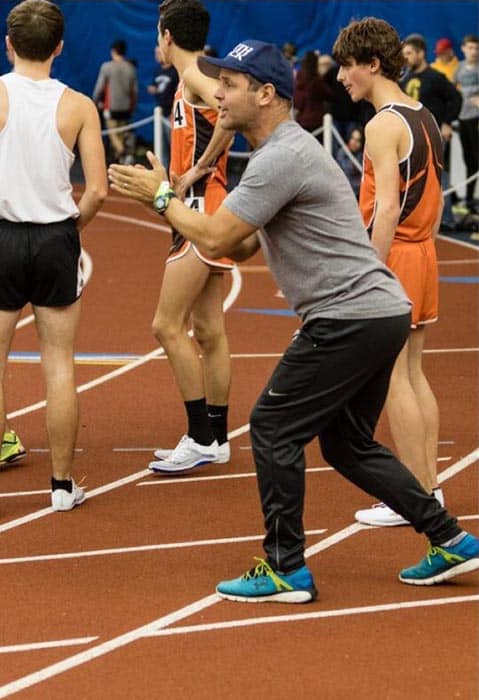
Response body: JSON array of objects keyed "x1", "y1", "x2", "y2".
[
  {"x1": 437, "y1": 457, "x2": 451, "y2": 462},
  {"x1": 437, "y1": 448, "x2": 479, "y2": 483},
  {"x1": 96, "y1": 210, "x2": 170, "y2": 233},
  {"x1": 6, "y1": 265, "x2": 241, "y2": 421},
  {"x1": 0, "y1": 469, "x2": 149, "y2": 535},
  {"x1": 439, "y1": 259, "x2": 479, "y2": 265},
  {"x1": 0, "y1": 490, "x2": 49, "y2": 499},
  {"x1": 138, "y1": 466, "x2": 334, "y2": 487},
  {"x1": 437, "y1": 233, "x2": 479, "y2": 252},
  {"x1": 1, "y1": 450, "x2": 478, "y2": 697},
  {"x1": 146, "y1": 594, "x2": 479, "y2": 638},
  {"x1": 0, "y1": 530, "x2": 328, "y2": 566},
  {"x1": 0, "y1": 595, "x2": 220, "y2": 699},
  {"x1": 0, "y1": 638, "x2": 98, "y2": 655}
]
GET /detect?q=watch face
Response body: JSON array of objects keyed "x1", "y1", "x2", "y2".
[{"x1": 154, "y1": 195, "x2": 167, "y2": 212}]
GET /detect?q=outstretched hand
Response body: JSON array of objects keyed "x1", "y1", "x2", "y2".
[{"x1": 108, "y1": 151, "x2": 168, "y2": 204}]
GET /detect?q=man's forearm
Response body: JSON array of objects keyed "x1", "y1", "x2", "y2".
[{"x1": 165, "y1": 199, "x2": 229, "y2": 258}]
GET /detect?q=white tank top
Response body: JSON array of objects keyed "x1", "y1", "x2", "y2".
[{"x1": 0, "y1": 72, "x2": 79, "y2": 223}]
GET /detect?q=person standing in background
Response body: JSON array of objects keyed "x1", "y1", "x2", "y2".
[
  {"x1": 401, "y1": 34, "x2": 462, "y2": 231},
  {"x1": 454, "y1": 34, "x2": 479, "y2": 213},
  {"x1": 293, "y1": 50, "x2": 332, "y2": 137},
  {"x1": 147, "y1": 45, "x2": 178, "y2": 168},
  {"x1": 93, "y1": 39, "x2": 138, "y2": 163},
  {"x1": 0, "y1": 0, "x2": 107, "y2": 510},
  {"x1": 431, "y1": 38, "x2": 459, "y2": 82}
]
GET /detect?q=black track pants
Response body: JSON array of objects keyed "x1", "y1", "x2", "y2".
[{"x1": 250, "y1": 314, "x2": 461, "y2": 573}]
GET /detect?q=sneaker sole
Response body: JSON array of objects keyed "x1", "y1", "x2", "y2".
[
  {"x1": 154, "y1": 449, "x2": 230, "y2": 464},
  {"x1": 0, "y1": 450, "x2": 27, "y2": 466},
  {"x1": 399, "y1": 557, "x2": 479, "y2": 585},
  {"x1": 355, "y1": 516, "x2": 410, "y2": 527},
  {"x1": 216, "y1": 588, "x2": 317, "y2": 603},
  {"x1": 149, "y1": 458, "x2": 216, "y2": 474}
]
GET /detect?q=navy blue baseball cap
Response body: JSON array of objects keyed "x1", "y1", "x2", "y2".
[{"x1": 198, "y1": 39, "x2": 294, "y2": 100}]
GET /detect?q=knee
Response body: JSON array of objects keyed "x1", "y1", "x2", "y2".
[
  {"x1": 192, "y1": 318, "x2": 223, "y2": 353},
  {"x1": 152, "y1": 315, "x2": 179, "y2": 345}
]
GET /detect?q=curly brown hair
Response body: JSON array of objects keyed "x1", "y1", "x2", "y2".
[{"x1": 333, "y1": 17, "x2": 405, "y2": 82}]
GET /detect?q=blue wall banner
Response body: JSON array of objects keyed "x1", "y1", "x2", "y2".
[{"x1": 1, "y1": 0, "x2": 477, "y2": 143}]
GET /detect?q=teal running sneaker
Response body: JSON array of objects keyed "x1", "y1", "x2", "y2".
[
  {"x1": 399, "y1": 533, "x2": 479, "y2": 585},
  {"x1": 0, "y1": 430, "x2": 26, "y2": 466},
  {"x1": 216, "y1": 557, "x2": 317, "y2": 603}
]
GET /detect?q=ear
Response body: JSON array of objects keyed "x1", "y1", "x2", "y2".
[
  {"x1": 163, "y1": 28, "x2": 173, "y2": 46},
  {"x1": 53, "y1": 40, "x2": 64, "y2": 58},
  {"x1": 256, "y1": 83, "x2": 276, "y2": 106},
  {"x1": 370, "y1": 56, "x2": 381, "y2": 74}
]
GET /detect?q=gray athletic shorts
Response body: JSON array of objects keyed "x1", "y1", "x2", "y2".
[{"x1": 0, "y1": 218, "x2": 83, "y2": 310}]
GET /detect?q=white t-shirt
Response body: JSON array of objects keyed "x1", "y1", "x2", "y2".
[{"x1": 0, "y1": 72, "x2": 79, "y2": 223}]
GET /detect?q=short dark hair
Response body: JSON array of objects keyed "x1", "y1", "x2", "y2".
[
  {"x1": 111, "y1": 40, "x2": 127, "y2": 56},
  {"x1": 403, "y1": 34, "x2": 427, "y2": 53},
  {"x1": 462, "y1": 34, "x2": 479, "y2": 45},
  {"x1": 333, "y1": 17, "x2": 405, "y2": 82},
  {"x1": 159, "y1": 0, "x2": 210, "y2": 52},
  {"x1": 7, "y1": 0, "x2": 64, "y2": 62}
]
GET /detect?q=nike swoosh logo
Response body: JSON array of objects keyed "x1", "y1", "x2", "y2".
[{"x1": 268, "y1": 389, "x2": 288, "y2": 397}]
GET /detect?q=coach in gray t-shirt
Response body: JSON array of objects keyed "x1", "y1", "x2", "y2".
[{"x1": 109, "y1": 39, "x2": 463, "y2": 604}]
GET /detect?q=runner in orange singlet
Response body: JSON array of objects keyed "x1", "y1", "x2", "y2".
[
  {"x1": 334, "y1": 17, "x2": 445, "y2": 526},
  {"x1": 148, "y1": 0, "x2": 234, "y2": 473}
]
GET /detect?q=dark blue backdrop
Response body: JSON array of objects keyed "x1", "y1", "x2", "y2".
[{"x1": 0, "y1": 0, "x2": 477, "y2": 143}]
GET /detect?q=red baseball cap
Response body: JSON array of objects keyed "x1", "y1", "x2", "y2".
[{"x1": 435, "y1": 38, "x2": 453, "y2": 54}]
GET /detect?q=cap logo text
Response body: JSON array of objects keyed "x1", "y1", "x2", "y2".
[{"x1": 229, "y1": 43, "x2": 254, "y2": 61}]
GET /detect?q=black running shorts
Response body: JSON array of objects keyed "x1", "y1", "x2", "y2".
[{"x1": 0, "y1": 218, "x2": 83, "y2": 310}]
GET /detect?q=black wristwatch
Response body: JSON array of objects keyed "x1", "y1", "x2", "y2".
[{"x1": 152, "y1": 180, "x2": 176, "y2": 214}]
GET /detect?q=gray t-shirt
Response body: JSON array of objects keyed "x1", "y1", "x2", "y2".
[
  {"x1": 455, "y1": 61, "x2": 479, "y2": 121},
  {"x1": 93, "y1": 59, "x2": 137, "y2": 113},
  {"x1": 224, "y1": 121, "x2": 411, "y2": 324}
]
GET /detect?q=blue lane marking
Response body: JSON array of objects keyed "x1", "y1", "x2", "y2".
[
  {"x1": 235, "y1": 307, "x2": 296, "y2": 316},
  {"x1": 440, "y1": 276, "x2": 479, "y2": 284}
]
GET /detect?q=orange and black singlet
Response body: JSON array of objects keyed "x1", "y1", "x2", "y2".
[{"x1": 359, "y1": 103, "x2": 443, "y2": 243}]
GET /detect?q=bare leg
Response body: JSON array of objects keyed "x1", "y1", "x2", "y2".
[
  {"x1": 407, "y1": 325, "x2": 439, "y2": 489},
  {"x1": 34, "y1": 301, "x2": 81, "y2": 480},
  {"x1": 386, "y1": 330, "x2": 433, "y2": 493},
  {"x1": 152, "y1": 247, "x2": 212, "y2": 401},
  {"x1": 191, "y1": 272, "x2": 231, "y2": 405},
  {"x1": 0, "y1": 309, "x2": 22, "y2": 440}
]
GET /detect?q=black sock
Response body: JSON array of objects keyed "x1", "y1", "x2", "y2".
[
  {"x1": 185, "y1": 398, "x2": 215, "y2": 445},
  {"x1": 51, "y1": 477, "x2": 72, "y2": 493},
  {"x1": 207, "y1": 404, "x2": 228, "y2": 445}
]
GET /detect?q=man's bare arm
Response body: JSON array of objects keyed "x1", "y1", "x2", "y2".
[
  {"x1": 365, "y1": 114, "x2": 402, "y2": 263},
  {"x1": 108, "y1": 151, "x2": 257, "y2": 259},
  {"x1": 75, "y1": 95, "x2": 108, "y2": 230}
]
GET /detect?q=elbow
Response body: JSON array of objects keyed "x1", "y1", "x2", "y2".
[
  {"x1": 91, "y1": 184, "x2": 108, "y2": 206},
  {"x1": 203, "y1": 238, "x2": 226, "y2": 259}
]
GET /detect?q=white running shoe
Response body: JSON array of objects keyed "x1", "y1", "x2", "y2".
[
  {"x1": 355, "y1": 503, "x2": 409, "y2": 527},
  {"x1": 149, "y1": 435, "x2": 219, "y2": 473},
  {"x1": 355, "y1": 488, "x2": 445, "y2": 527},
  {"x1": 153, "y1": 439, "x2": 230, "y2": 464},
  {"x1": 51, "y1": 478, "x2": 86, "y2": 512}
]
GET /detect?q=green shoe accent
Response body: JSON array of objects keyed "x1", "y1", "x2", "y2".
[{"x1": 0, "y1": 430, "x2": 26, "y2": 466}]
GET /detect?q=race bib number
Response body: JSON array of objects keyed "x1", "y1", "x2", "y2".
[
  {"x1": 185, "y1": 196, "x2": 205, "y2": 213},
  {"x1": 172, "y1": 99, "x2": 187, "y2": 129}
]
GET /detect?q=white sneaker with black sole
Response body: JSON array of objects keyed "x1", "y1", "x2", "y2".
[
  {"x1": 355, "y1": 488, "x2": 445, "y2": 527},
  {"x1": 149, "y1": 435, "x2": 219, "y2": 473},
  {"x1": 51, "y1": 478, "x2": 86, "y2": 512},
  {"x1": 153, "y1": 439, "x2": 230, "y2": 465}
]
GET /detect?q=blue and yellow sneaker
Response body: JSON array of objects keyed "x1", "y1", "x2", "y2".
[
  {"x1": 399, "y1": 533, "x2": 479, "y2": 585},
  {"x1": 0, "y1": 430, "x2": 26, "y2": 467},
  {"x1": 216, "y1": 557, "x2": 317, "y2": 603}
]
